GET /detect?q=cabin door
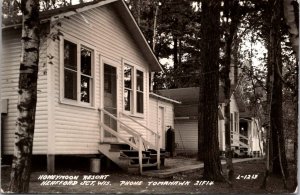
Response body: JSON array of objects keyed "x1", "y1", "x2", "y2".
[
  {"x1": 103, "y1": 63, "x2": 117, "y2": 142},
  {"x1": 158, "y1": 106, "x2": 165, "y2": 149}
]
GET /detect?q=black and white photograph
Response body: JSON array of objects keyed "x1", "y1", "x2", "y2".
[{"x1": 0, "y1": 0, "x2": 298, "y2": 193}]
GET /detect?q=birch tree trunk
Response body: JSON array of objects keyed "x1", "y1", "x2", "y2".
[
  {"x1": 199, "y1": 0, "x2": 224, "y2": 181},
  {"x1": 9, "y1": 0, "x2": 40, "y2": 193}
]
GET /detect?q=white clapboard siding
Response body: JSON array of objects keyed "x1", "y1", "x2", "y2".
[
  {"x1": 149, "y1": 97, "x2": 174, "y2": 148},
  {"x1": 51, "y1": 4, "x2": 151, "y2": 154},
  {"x1": 1, "y1": 28, "x2": 49, "y2": 154},
  {"x1": 174, "y1": 119, "x2": 224, "y2": 153},
  {"x1": 230, "y1": 96, "x2": 240, "y2": 147},
  {"x1": 174, "y1": 120, "x2": 198, "y2": 153}
]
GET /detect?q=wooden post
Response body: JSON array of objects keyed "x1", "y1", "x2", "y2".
[
  {"x1": 157, "y1": 135, "x2": 160, "y2": 169},
  {"x1": 138, "y1": 136, "x2": 143, "y2": 174},
  {"x1": 100, "y1": 109, "x2": 104, "y2": 142},
  {"x1": 47, "y1": 155, "x2": 55, "y2": 174}
]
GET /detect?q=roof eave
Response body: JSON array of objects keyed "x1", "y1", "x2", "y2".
[
  {"x1": 115, "y1": 0, "x2": 163, "y2": 72},
  {"x1": 150, "y1": 92, "x2": 181, "y2": 104},
  {"x1": 50, "y1": 0, "x2": 118, "y2": 21}
]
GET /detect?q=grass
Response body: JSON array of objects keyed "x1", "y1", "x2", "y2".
[{"x1": 1, "y1": 159, "x2": 297, "y2": 194}]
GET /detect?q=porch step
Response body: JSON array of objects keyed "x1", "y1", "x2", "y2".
[
  {"x1": 129, "y1": 162, "x2": 158, "y2": 168},
  {"x1": 120, "y1": 150, "x2": 151, "y2": 157},
  {"x1": 109, "y1": 143, "x2": 131, "y2": 152},
  {"x1": 99, "y1": 142, "x2": 165, "y2": 174},
  {"x1": 119, "y1": 156, "x2": 151, "y2": 163}
]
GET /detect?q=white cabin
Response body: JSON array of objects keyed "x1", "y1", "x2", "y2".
[
  {"x1": 1, "y1": 0, "x2": 177, "y2": 173},
  {"x1": 159, "y1": 87, "x2": 263, "y2": 158}
]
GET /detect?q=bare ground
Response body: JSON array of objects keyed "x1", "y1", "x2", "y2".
[{"x1": 1, "y1": 159, "x2": 297, "y2": 194}]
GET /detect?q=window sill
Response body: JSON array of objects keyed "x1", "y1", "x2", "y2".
[
  {"x1": 59, "y1": 99, "x2": 96, "y2": 110},
  {"x1": 122, "y1": 111, "x2": 145, "y2": 119}
]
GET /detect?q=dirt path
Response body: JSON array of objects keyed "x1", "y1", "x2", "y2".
[{"x1": 1, "y1": 159, "x2": 297, "y2": 194}]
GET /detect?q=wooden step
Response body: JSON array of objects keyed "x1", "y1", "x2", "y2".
[
  {"x1": 109, "y1": 143, "x2": 131, "y2": 151},
  {"x1": 120, "y1": 157, "x2": 150, "y2": 165},
  {"x1": 129, "y1": 163, "x2": 158, "y2": 168},
  {"x1": 150, "y1": 153, "x2": 166, "y2": 159},
  {"x1": 120, "y1": 150, "x2": 151, "y2": 157},
  {"x1": 147, "y1": 148, "x2": 166, "y2": 154},
  {"x1": 119, "y1": 156, "x2": 150, "y2": 160}
]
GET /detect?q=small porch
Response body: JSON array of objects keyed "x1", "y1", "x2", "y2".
[{"x1": 98, "y1": 108, "x2": 165, "y2": 174}]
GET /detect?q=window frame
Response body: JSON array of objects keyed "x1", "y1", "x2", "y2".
[
  {"x1": 136, "y1": 69, "x2": 144, "y2": 114},
  {"x1": 124, "y1": 64, "x2": 133, "y2": 113},
  {"x1": 60, "y1": 36, "x2": 96, "y2": 108},
  {"x1": 234, "y1": 112, "x2": 239, "y2": 133},
  {"x1": 122, "y1": 60, "x2": 146, "y2": 117}
]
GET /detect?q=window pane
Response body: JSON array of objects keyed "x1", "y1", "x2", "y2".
[
  {"x1": 64, "y1": 69, "x2": 77, "y2": 100},
  {"x1": 230, "y1": 113, "x2": 233, "y2": 132},
  {"x1": 137, "y1": 91, "x2": 143, "y2": 113},
  {"x1": 64, "y1": 40, "x2": 77, "y2": 70},
  {"x1": 124, "y1": 65, "x2": 132, "y2": 89},
  {"x1": 81, "y1": 75, "x2": 90, "y2": 103},
  {"x1": 124, "y1": 89, "x2": 131, "y2": 111},
  {"x1": 136, "y1": 70, "x2": 143, "y2": 92},
  {"x1": 81, "y1": 48, "x2": 92, "y2": 76}
]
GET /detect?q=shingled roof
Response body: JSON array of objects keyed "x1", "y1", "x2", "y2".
[
  {"x1": 158, "y1": 87, "x2": 226, "y2": 104},
  {"x1": 158, "y1": 86, "x2": 245, "y2": 117}
]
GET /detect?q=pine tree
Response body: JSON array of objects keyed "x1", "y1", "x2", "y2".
[{"x1": 199, "y1": 0, "x2": 224, "y2": 181}]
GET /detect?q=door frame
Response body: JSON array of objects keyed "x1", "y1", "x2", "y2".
[
  {"x1": 100, "y1": 55, "x2": 120, "y2": 142},
  {"x1": 158, "y1": 105, "x2": 166, "y2": 149}
]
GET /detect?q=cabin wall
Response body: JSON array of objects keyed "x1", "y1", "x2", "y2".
[
  {"x1": 174, "y1": 119, "x2": 224, "y2": 154},
  {"x1": 1, "y1": 28, "x2": 49, "y2": 154},
  {"x1": 251, "y1": 118, "x2": 262, "y2": 152},
  {"x1": 174, "y1": 119, "x2": 198, "y2": 154},
  {"x1": 230, "y1": 96, "x2": 240, "y2": 147},
  {"x1": 50, "y1": 4, "x2": 151, "y2": 154},
  {"x1": 218, "y1": 119, "x2": 225, "y2": 151},
  {"x1": 149, "y1": 97, "x2": 174, "y2": 148}
]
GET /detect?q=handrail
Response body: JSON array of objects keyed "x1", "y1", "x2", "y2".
[
  {"x1": 239, "y1": 134, "x2": 249, "y2": 141},
  {"x1": 99, "y1": 108, "x2": 142, "y2": 137},
  {"x1": 99, "y1": 108, "x2": 161, "y2": 172},
  {"x1": 120, "y1": 112, "x2": 160, "y2": 169},
  {"x1": 120, "y1": 112, "x2": 161, "y2": 139},
  {"x1": 239, "y1": 140, "x2": 249, "y2": 148},
  {"x1": 231, "y1": 131, "x2": 249, "y2": 141},
  {"x1": 99, "y1": 122, "x2": 138, "y2": 150}
]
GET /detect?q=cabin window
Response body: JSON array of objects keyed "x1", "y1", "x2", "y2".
[
  {"x1": 80, "y1": 47, "x2": 92, "y2": 103},
  {"x1": 230, "y1": 113, "x2": 233, "y2": 132},
  {"x1": 63, "y1": 39, "x2": 94, "y2": 105},
  {"x1": 234, "y1": 112, "x2": 239, "y2": 132},
  {"x1": 64, "y1": 40, "x2": 77, "y2": 100},
  {"x1": 136, "y1": 70, "x2": 144, "y2": 113},
  {"x1": 123, "y1": 64, "x2": 145, "y2": 115},
  {"x1": 124, "y1": 65, "x2": 133, "y2": 112}
]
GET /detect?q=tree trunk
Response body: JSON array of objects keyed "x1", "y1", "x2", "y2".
[
  {"x1": 223, "y1": 0, "x2": 240, "y2": 183},
  {"x1": 269, "y1": 0, "x2": 289, "y2": 178},
  {"x1": 152, "y1": 3, "x2": 158, "y2": 52},
  {"x1": 199, "y1": 0, "x2": 224, "y2": 181},
  {"x1": 173, "y1": 36, "x2": 178, "y2": 70},
  {"x1": 198, "y1": 54, "x2": 204, "y2": 161},
  {"x1": 137, "y1": 0, "x2": 141, "y2": 26},
  {"x1": 9, "y1": 0, "x2": 40, "y2": 193}
]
